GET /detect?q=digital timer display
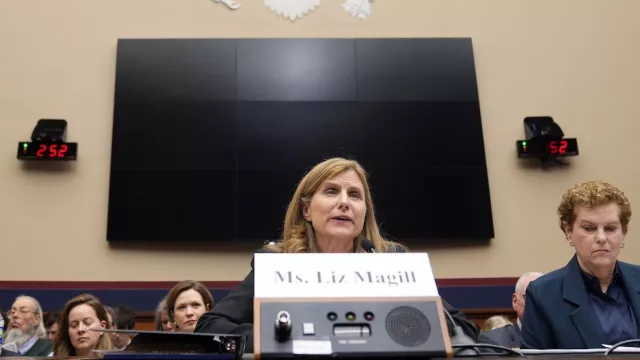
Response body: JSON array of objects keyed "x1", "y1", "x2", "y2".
[
  {"x1": 17, "y1": 142, "x2": 78, "y2": 161},
  {"x1": 516, "y1": 138, "x2": 578, "y2": 158}
]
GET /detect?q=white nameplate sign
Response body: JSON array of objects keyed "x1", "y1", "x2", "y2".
[{"x1": 254, "y1": 253, "x2": 438, "y2": 298}]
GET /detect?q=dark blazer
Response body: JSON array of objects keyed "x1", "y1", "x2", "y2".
[
  {"x1": 521, "y1": 255, "x2": 640, "y2": 349},
  {"x1": 196, "y1": 244, "x2": 479, "y2": 352},
  {"x1": 478, "y1": 324, "x2": 521, "y2": 348},
  {"x1": 23, "y1": 338, "x2": 53, "y2": 357}
]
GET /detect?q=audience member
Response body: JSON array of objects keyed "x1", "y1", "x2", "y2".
[
  {"x1": 3, "y1": 295, "x2": 52, "y2": 356},
  {"x1": 522, "y1": 180, "x2": 640, "y2": 349},
  {"x1": 111, "y1": 305, "x2": 136, "y2": 350},
  {"x1": 479, "y1": 272, "x2": 542, "y2": 348},
  {"x1": 104, "y1": 306, "x2": 116, "y2": 329},
  {"x1": 53, "y1": 294, "x2": 112, "y2": 357},
  {"x1": 43, "y1": 312, "x2": 60, "y2": 341},
  {"x1": 154, "y1": 297, "x2": 174, "y2": 332},
  {"x1": 482, "y1": 315, "x2": 512, "y2": 332},
  {"x1": 166, "y1": 281, "x2": 213, "y2": 333}
]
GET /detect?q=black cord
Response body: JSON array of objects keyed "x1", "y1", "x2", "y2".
[
  {"x1": 452, "y1": 344, "x2": 524, "y2": 357},
  {"x1": 442, "y1": 307, "x2": 456, "y2": 327},
  {"x1": 604, "y1": 339, "x2": 640, "y2": 356},
  {"x1": 442, "y1": 309, "x2": 524, "y2": 357}
]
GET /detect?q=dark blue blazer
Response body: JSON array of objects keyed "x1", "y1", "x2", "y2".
[{"x1": 521, "y1": 255, "x2": 640, "y2": 349}]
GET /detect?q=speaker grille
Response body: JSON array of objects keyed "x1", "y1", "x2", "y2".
[{"x1": 385, "y1": 306, "x2": 431, "y2": 347}]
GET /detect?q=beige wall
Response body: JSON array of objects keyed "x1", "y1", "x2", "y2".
[{"x1": 1, "y1": 0, "x2": 639, "y2": 281}]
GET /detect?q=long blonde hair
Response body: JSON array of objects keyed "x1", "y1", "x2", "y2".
[
  {"x1": 53, "y1": 294, "x2": 112, "y2": 357},
  {"x1": 265, "y1": 157, "x2": 403, "y2": 253}
]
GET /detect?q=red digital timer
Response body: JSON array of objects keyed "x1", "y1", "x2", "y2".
[
  {"x1": 17, "y1": 142, "x2": 78, "y2": 161},
  {"x1": 548, "y1": 140, "x2": 569, "y2": 155},
  {"x1": 516, "y1": 138, "x2": 578, "y2": 158}
]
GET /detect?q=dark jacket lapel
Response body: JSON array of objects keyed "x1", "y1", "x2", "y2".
[
  {"x1": 617, "y1": 262, "x2": 640, "y2": 335},
  {"x1": 563, "y1": 255, "x2": 606, "y2": 348}
]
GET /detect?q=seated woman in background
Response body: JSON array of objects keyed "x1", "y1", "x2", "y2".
[
  {"x1": 53, "y1": 294, "x2": 112, "y2": 357},
  {"x1": 522, "y1": 180, "x2": 640, "y2": 349},
  {"x1": 154, "y1": 296, "x2": 175, "y2": 332},
  {"x1": 166, "y1": 281, "x2": 214, "y2": 332},
  {"x1": 196, "y1": 157, "x2": 479, "y2": 352},
  {"x1": 482, "y1": 315, "x2": 512, "y2": 333}
]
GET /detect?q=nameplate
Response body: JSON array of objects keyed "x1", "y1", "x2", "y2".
[{"x1": 254, "y1": 253, "x2": 438, "y2": 298}]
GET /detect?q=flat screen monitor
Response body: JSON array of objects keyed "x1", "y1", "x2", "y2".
[{"x1": 108, "y1": 38, "x2": 494, "y2": 243}]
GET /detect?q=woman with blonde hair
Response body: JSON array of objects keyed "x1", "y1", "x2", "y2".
[
  {"x1": 53, "y1": 294, "x2": 112, "y2": 357},
  {"x1": 482, "y1": 315, "x2": 513, "y2": 332},
  {"x1": 196, "y1": 157, "x2": 478, "y2": 351}
]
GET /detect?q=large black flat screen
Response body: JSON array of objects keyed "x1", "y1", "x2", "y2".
[{"x1": 108, "y1": 38, "x2": 494, "y2": 242}]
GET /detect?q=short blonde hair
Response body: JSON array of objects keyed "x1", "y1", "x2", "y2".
[
  {"x1": 265, "y1": 157, "x2": 402, "y2": 253},
  {"x1": 557, "y1": 180, "x2": 632, "y2": 234},
  {"x1": 482, "y1": 315, "x2": 512, "y2": 332}
]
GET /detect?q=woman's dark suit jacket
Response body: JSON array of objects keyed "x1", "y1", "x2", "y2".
[
  {"x1": 196, "y1": 245, "x2": 479, "y2": 352},
  {"x1": 521, "y1": 255, "x2": 640, "y2": 349}
]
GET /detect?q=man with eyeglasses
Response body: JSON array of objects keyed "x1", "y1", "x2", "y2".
[
  {"x1": 3, "y1": 296, "x2": 52, "y2": 356},
  {"x1": 478, "y1": 272, "x2": 543, "y2": 349}
]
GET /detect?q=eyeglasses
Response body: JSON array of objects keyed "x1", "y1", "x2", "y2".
[{"x1": 9, "y1": 308, "x2": 36, "y2": 318}]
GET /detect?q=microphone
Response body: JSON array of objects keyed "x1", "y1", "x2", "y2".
[{"x1": 361, "y1": 239, "x2": 376, "y2": 253}]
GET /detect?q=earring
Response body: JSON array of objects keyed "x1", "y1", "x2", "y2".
[
  {"x1": 570, "y1": 242, "x2": 574, "y2": 247},
  {"x1": 621, "y1": 242, "x2": 625, "y2": 248}
]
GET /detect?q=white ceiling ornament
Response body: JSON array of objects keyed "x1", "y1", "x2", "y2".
[
  {"x1": 215, "y1": 0, "x2": 241, "y2": 10},
  {"x1": 343, "y1": 0, "x2": 371, "y2": 19},
  {"x1": 265, "y1": 0, "x2": 320, "y2": 21}
]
